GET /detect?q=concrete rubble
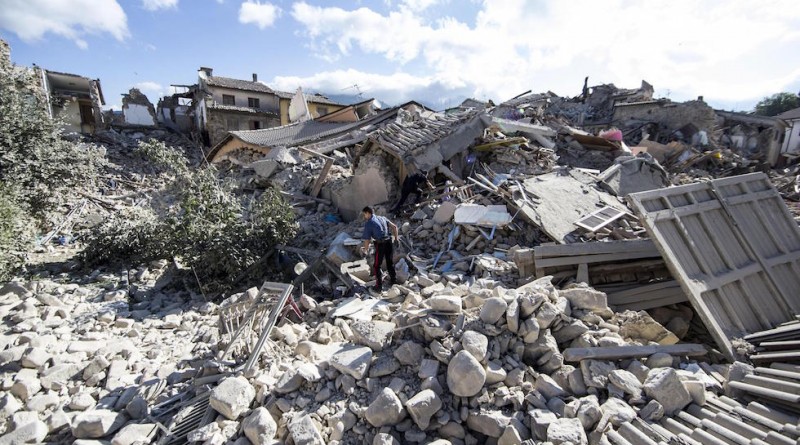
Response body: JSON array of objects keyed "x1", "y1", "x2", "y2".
[{"x1": 2, "y1": 68, "x2": 800, "y2": 445}]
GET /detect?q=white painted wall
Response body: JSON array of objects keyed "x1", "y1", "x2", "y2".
[
  {"x1": 55, "y1": 101, "x2": 82, "y2": 133},
  {"x1": 782, "y1": 119, "x2": 800, "y2": 155},
  {"x1": 123, "y1": 103, "x2": 156, "y2": 126}
]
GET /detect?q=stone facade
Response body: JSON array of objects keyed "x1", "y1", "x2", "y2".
[{"x1": 613, "y1": 100, "x2": 717, "y2": 138}]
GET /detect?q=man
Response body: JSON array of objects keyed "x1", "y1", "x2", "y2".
[
  {"x1": 361, "y1": 206, "x2": 399, "y2": 292},
  {"x1": 391, "y1": 169, "x2": 433, "y2": 214}
]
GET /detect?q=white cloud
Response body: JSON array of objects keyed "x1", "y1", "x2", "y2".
[
  {"x1": 399, "y1": 0, "x2": 445, "y2": 12},
  {"x1": 289, "y1": 0, "x2": 800, "y2": 110},
  {"x1": 134, "y1": 81, "x2": 163, "y2": 94},
  {"x1": 239, "y1": 1, "x2": 281, "y2": 29},
  {"x1": 0, "y1": 0, "x2": 129, "y2": 48},
  {"x1": 143, "y1": 0, "x2": 178, "y2": 11},
  {"x1": 271, "y1": 69, "x2": 469, "y2": 109}
]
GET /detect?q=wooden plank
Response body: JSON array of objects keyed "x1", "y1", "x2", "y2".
[
  {"x1": 534, "y1": 249, "x2": 662, "y2": 268},
  {"x1": 534, "y1": 239, "x2": 656, "y2": 258},
  {"x1": 758, "y1": 341, "x2": 800, "y2": 351},
  {"x1": 605, "y1": 280, "x2": 679, "y2": 299},
  {"x1": 614, "y1": 294, "x2": 689, "y2": 312},
  {"x1": 626, "y1": 173, "x2": 800, "y2": 361},
  {"x1": 609, "y1": 286, "x2": 687, "y2": 306},
  {"x1": 309, "y1": 157, "x2": 334, "y2": 198},
  {"x1": 563, "y1": 344, "x2": 707, "y2": 362}
]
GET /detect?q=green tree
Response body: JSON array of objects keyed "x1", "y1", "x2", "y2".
[
  {"x1": 0, "y1": 39, "x2": 103, "y2": 279},
  {"x1": 83, "y1": 141, "x2": 298, "y2": 295},
  {"x1": 753, "y1": 92, "x2": 800, "y2": 117}
]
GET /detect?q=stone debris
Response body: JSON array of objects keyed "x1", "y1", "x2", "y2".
[
  {"x1": 0, "y1": 69, "x2": 798, "y2": 445},
  {"x1": 209, "y1": 376, "x2": 256, "y2": 420}
]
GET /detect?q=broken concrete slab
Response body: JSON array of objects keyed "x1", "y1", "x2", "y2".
[
  {"x1": 454, "y1": 204, "x2": 512, "y2": 227},
  {"x1": 516, "y1": 170, "x2": 628, "y2": 243},
  {"x1": 598, "y1": 155, "x2": 668, "y2": 197},
  {"x1": 350, "y1": 320, "x2": 396, "y2": 352},
  {"x1": 330, "y1": 345, "x2": 373, "y2": 380}
]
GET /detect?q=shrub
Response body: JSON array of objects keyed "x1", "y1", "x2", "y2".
[
  {"x1": 0, "y1": 187, "x2": 34, "y2": 281},
  {"x1": 0, "y1": 39, "x2": 104, "y2": 279},
  {"x1": 83, "y1": 140, "x2": 297, "y2": 294}
]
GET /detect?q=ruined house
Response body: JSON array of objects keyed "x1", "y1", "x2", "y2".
[
  {"x1": 191, "y1": 67, "x2": 347, "y2": 146},
  {"x1": 777, "y1": 106, "x2": 800, "y2": 162},
  {"x1": 205, "y1": 103, "x2": 397, "y2": 164},
  {"x1": 611, "y1": 98, "x2": 717, "y2": 145},
  {"x1": 195, "y1": 67, "x2": 282, "y2": 146},
  {"x1": 121, "y1": 88, "x2": 157, "y2": 127},
  {"x1": 157, "y1": 85, "x2": 195, "y2": 132},
  {"x1": 36, "y1": 68, "x2": 105, "y2": 135},
  {"x1": 715, "y1": 110, "x2": 786, "y2": 165},
  {"x1": 274, "y1": 89, "x2": 347, "y2": 125}
]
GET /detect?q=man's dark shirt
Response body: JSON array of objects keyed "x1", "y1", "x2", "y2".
[
  {"x1": 362, "y1": 215, "x2": 391, "y2": 241},
  {"x1": 402, "y1": 172, "x2": 427, "y2": 193}
]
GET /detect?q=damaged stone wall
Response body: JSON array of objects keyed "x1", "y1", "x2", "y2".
[
  {"x1": 156, "y1": 94, "x2": 195, "y2": 132},
  {"x1": 206, "y1": 110, "x2": 280, "y2": 147},
  {"x1": 326, "y1": 154, "x2": 399, "y2": 221},
  {"x1": 613, "y1": 100, "x2": 717, "y2": 142},
  {"x1": 121, "y1": 88, "x2": 156, "y2": 127}
]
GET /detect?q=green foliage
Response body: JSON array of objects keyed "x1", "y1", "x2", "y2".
[
  {"x1": 0, "y1": 39, "x2": 104, "y2": 279},
  {"x1": 0, "y1": 186, "x2": 34, "y2": 281},
  {"x1": 753, "y1": 92, "x2": 800, "y2": 117},
  {"x1": 135, "y1": 139, "x2": 189, "y2": 175},
  {"x1": 84, "y1": 140, "x2": 298, "y2": 294},
  {"x1": 0, "y1": 45, "x2": 104, "y2": 220}
]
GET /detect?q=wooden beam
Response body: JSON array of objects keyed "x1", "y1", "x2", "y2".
[
  {"x1": 309, "y1": 157, "x2": 334, "y2": 198},
  {"x1": 534, "y1": 240, "x2": 657, "y2": 258},
  {"x1": 274, "y1": 245, "x2": 323, "y2": 258}
]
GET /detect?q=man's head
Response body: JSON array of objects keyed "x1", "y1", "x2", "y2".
[{"x1": 362, "y1": 206, "x2": 373, "y2": 220}]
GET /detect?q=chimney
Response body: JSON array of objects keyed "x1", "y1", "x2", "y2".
[
  {"x1": 252, "y1": 73, "x2": 258, "y2": 82},
  {"x1": 697, "y1": 96, "x2": 704, "y2": 102},
  {"x1": 199, "y1": 67, "x2": 213, "y2": 78}
]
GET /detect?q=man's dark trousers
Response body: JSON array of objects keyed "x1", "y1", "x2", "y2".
[{"x1": 373, "y1": 239, "x2": 396, "y2": 288}]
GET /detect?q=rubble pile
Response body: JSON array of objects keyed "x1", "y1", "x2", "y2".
[
  {"x1": 166, "y1": 275, "x2": 726, "y2": 444},
  {"x1": 3, "y1": 68, "x2": 800, "y2": 445},
  {"x1": 0, "y1": 263, "x2": 217, "y2": 444}
]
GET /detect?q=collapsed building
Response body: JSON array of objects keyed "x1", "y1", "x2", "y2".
[
  {"x1": 158, "y1": 68, "x2": 357, "y2": 147},
  {"x1": 2, "y1": 74, "x2": 800, "y2": 445},
  {"x1": 37, "y1": 68, "x2": 105, "y2": 135}
]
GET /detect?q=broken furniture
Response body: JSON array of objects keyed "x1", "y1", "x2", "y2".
[
  {"x1": 628, "y1": 172, "x2": 800, "y2": 360},
  {"x1": 219, "y1": 282, "x2": 295, "y2": 372}
]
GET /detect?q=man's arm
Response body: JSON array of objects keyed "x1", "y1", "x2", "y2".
[{"x1": 388, "y1": 221, "x2": 399, "y2": 241}]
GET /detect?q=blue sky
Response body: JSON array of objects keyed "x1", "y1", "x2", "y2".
[{"x1": 2, "y1": 0, "x2": 800, "y2": 112}]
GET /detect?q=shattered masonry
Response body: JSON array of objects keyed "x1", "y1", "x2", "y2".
[{"x1": 2, "y1": 45, "x2": 800, "y2": 445}]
